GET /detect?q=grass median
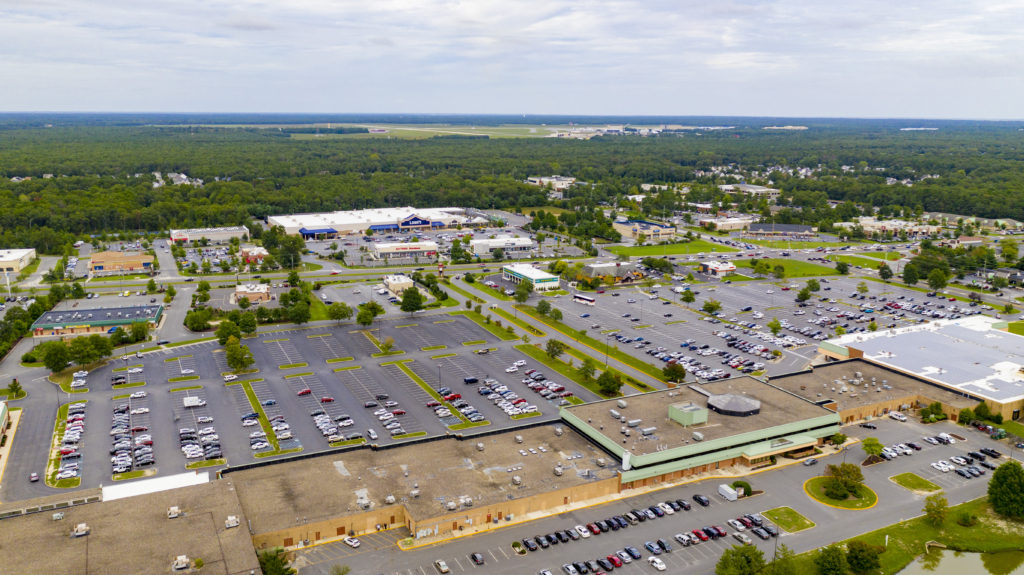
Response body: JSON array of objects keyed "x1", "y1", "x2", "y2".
[
  {"x1": 804, "y1": 476, "x2": 878, "y2": 510},
  {"x1": 608, "y1": 239, "x2": 737, "y2": 256},
  {"x1": 890, "y1": 472, "x2": 941, "y2": 493},
  {"x1": 448, "y1": 310, "x2": 519, "y2": 341},
  {"x1": 446, "y1": 281, "x2": 485, "y2": 303},
  {"x1": 734, "y1": 257, "x2": 839, "y2": 278},
  {"x1": 490, "y1": 306, "x2": 546, "y2": 336},
  {"x1": 515, "y1": 305, "x2": 665, "y2": 383},
  {"x1": 240, "y1": 381, "x2": 280, "y2": 452},
  {"x1": 761, "y1": 506, "x2": 815, "y2": 533},
  {"x1": 186, "y1": 458, "x2": 226, "y2": 470},
  {"x1": 47, "y1": 400, "x2": 87, "y2": 489},
  {"x1": 167, "y1": 375, "x2": 199, "y2": 383},
  {"x1": 277, "y1": 362, "x2": 309, "y2": 369},
  {"x1": 111, "y1": 381, "x2": 146, "y2": 390},
  {"x1": 516, "y1": 343, "x2": 619, "y2": 398},
  {"x1": 169, "y1": 385, "x2": 203, "y2": 393}
]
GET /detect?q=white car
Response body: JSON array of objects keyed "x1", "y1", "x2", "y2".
[
  {"x1": 931, "y1": 461, "x2": 950, "y2": 473},
  {"x1": 343, "y1": 536, "x2": 360, "y2": 548},
  {"x1": 130, "y1": 408, "x2": 149, "y2": 415},
  {"x1": 505, "y1": 366, "x2": 518, "y2": 373},
  {"x1": 223, "y1": 374, "x2": 238, "y2": 382},
  {"x1": 180, "y1": 368, "x2": 195, "y2": 375},
  {"x1": 574, "y1": 524, "x2": 591, "y2": 539},
  {"x1": 242, "y1": 419, "x2": 259, "y2": 427},
  {"x1": 658, "y1": 502, "x2": 675, "y2": 515},
  {"x1": 73, "y1": 371, "x2": 89, "y2": 378},
  {"x1": 129, "y1": 391, "x2": 147, "y2": 399},
  {"x1": 513, "y1": 360, "x2": 526, "y2": 367},
  {"x1": 250, "y1": 442, "x2": 269, "y2": 450},
  {"x1": 128, "y1": 368, "x2": 143, "y2": 374},
  {"x1": 649, "y1": 557, "x2": 667, "y2": 571}
]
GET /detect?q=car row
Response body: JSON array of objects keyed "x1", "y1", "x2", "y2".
[
  {"x1": 110, "y1": 395, "x2": 155, "y2": 473},
  {"x1": 180, "y1": 422, "x2": 222, "y2": 461},
  {"x1": 57, "y1": 402, "x2": 88, "y2": 480}
]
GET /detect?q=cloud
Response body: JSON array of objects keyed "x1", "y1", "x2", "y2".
[{"x1": 0, "y1": 0, "x2": 1021, "y2": 117}]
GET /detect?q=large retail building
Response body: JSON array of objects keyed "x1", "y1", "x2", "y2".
[
  {"x1": 169, "y1": 226, "x2": 250, "y2": 244},
  {"x1": 31, "y1": 305, "x2": 164, "y2": 338},
  {"x1": 89, "y1": 251, "x2": 154, "y2": 275},
  {"x1": 267, "y1": 207, "x2": 487, "y2": 238},
  {"x1": 371, "y1": 241, "x2": 439, "y2": 261},
  {"x1": 501, "y1": 264, "x2": 560, "y2": 291}
]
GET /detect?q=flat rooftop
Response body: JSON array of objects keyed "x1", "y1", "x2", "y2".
[
  {"x1": 170, "y1": 226, "x2": 249, "y2": 234},
  {"x1": 0, "y1": 481, "x2": 258, "y2": 575},
  {"x1": 230, "y1": 425, "x2": 617, "y2": 535},
  {"x1": 564, "y1": 377, "x2": 831, "y2": 457},
  {"x1": 502, "y1": 263, "x2": 557, "y2": 281},
  {"x1": 0, "y1": 248, "x2": 34, "y2": 259},
  {"x1": 825, "y1": 316, "x2": 1024, "y2": 402},
  {"x1": 770, "y1": 359, "x2": 977, "y2": 412},
  {"x1": 33, "y1": 305, "x2": 163, "y2": 328}
]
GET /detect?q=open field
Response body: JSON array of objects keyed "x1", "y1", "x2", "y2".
[
  {"x1": 733, "y1": 258, "x2": 839, "y2": 278},
  {"x1": 607, "y1": 239, "x2": 738, "y2": 257},
  {"x1": 856, "y1": 251, "x2": 903, "y2": 261},
  {"x1": 827, "y1": 254, "x2": 894, "y2": 268}
]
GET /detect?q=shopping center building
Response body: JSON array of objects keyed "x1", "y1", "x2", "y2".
[
  {"x1": 267, "y1": 207, "x2": 487, "y2": 238},
  {"x1": 501, "y1": 263, "x2": 560, "y2": 291}
]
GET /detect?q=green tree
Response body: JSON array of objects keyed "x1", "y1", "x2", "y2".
[
  {"x1": 147, "y1": 278, "x2": 158, "y2": 293},
  {"x1": 41, "y1": 341, "x2": 70, "y2": 374},
  {"x1": 795, "y1": 287, "x2": 811, "y2": 303},
  {"x1": 328, "y1": 566, "x2": 351, "y2": 575},
  {"x1": 825, "y1": 462, "x2": 865, "y2": 498},
  {"x1": 514, "y1": 280, "x2": 533, "y2": 305},
  {"x1": 577, "y1": 358, "x2": 596, "y2": 382},
  {"x1": 238, "y1": 311, "x2": 258, "y2": 335},
  {"x1": 663, "y1": 362, "x2": 687, "y2": 383},
  {"x1": 835, "y1": 261, "x2": 849, "y2": 275},
  {"x1": 1000, "y1": 237, "x2": 1019, "y2": 262},
  {"x1": 814, "y1": 544, "x2": 848, "y2": 575},
  {"x1": 257, "y1": 547, "x2": 296, "y2": 575},
  {"x1": 550, "y1": 308, "x2": 563, "y2": 321},
  {"x1": 861, "y1": 437, "x2": 884, "y2": 460},
  {"x1": 767, "y1": 317, "x2": 782, "y2": 336},
  {"x1": 288, "y1": 301, "x2": 311, "y2": 324},
  {"x1": 400, "y1": 286, "x2": 424, "y2": 315},
  {"x1": 753, "y1": 260, "x2": 772, "y2": 276},
  {"x1": 903, "y1": 264, "x2": 919, "y2": 285},
  {"x1": 958, "y1": 407, "x2": 975, "y2": 425},
  {"x1": 856, "y1": 281, "x2": 869, "y2": 295},
  {"x1": 715, "y1": 544, "x2": 766, "y2": 575},
  {"x1": 6, "y1": 378, "x2": 24, "y2": 399},
  {"x1": 287, "y1": 270, "x2": 302, "y2": 287},
  {"x1": 702, "y1": 299, "x2": 722, "y2": 314},
  {"x1": 130, "y1": 321, "x2": 149, "y2": 343},
  {"x1": 878, "y1": 262, "x2": 893, "y2": 281},
  {"x1": 328, "y1": 302, "x2": 353, "y2": 324},
  {"x1": 225, "y1": 336, "x2": 255, "y2": 371},
  {"x1": 380, "y1": 336, "x2": 395, "y2": 353},
  {"x1": 237, "y1": 296, "x2": 251, "y2": 309},
  {"x1": 989, "y1": 460, "x2": 1024, "y2": 520},
  {"x1": 923, "y1": 492, "x2": 948, "y2": 527},
  {"x1": 492, "y1": 248, "x2": 505, "y2": 261},
  {"x1": 68, "y1": 336, "x2": 98, "y2": 366},
  {"x1": 867, "y1": 320, "x2": 878, "y2": 332},
  {"x1": 927, "y1": 268, "x2": 948, "y2": 291},
  {"x1": 535, "y1": 299, "x2": 552, "y2": 316},
  {"x1": 596, "y1": 370, "x2": 622, "y2": 395},
  {"x1": 545, "y1": 339, "x2": 567, "y2": 360},
  {"x1": 846, "y1": 540, "x2": 883, "y2": 574},
  {"x1": 764, "y1": 543, "x2": 798, "y2": 575},
  {"x1": 197, "y1": 280, "x2": 211, "y2": 293},
  {"x1": 975, "y1": 401, "x2": 992, "y2": 421},
  {"x1": 70, "y1": 282, "x2": 86, "y2": 299},
  {"x1": 216, "y1": 320, "x2": 241, "y2": 345},
  {"x1": 681, "y1": 290, "x2": 696, "y2": 307},
  {"x1": 166, "y1": 284, "x2": 176, "y2": 299},
  {"x1": 356, "y1": 308, "x2": 375, "y2": 327},
  {"x1": 806, "y1": 279, "x2": 821, "y2": 292}
]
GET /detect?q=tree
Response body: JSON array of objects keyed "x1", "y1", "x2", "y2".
[
  {"x1": 287, "y1": 270, "x2": 302, "y2": 287},
  {"x1": 550, "y1": 308, "x2": 563, "y2": 321},
  {"x1": 514, "y1": 280, "x2": 533, "y2": 305},
  {"x1": 237, "y1": 296, "x2": 251, "y2": 309},
  {"x1": 923, "y1": 492, "x2": 948, "y2": 527},
  {"x1": 288, "y1": 301, "x2": 311, "y2": 324},
  {"x1": 715, "y1": 544, "x2": 766, "y2": 575},
  {"x1": 380, "y1": 336, "x2": 395, "y2": 353},
  {"x1": 216, "y1": 320, "x2": 241, "y2": 345},
  {"x1": 795, "y1": 287, "x2": 811, "y2": 303},
  {"x1": 545, "y1": 339, "x2": 567, "y2": 360},
  {"x1": 492, "y1": 248, "x2": 505, "y2": 261},
  {"x1": 878, "y1": 262, "x2": 893, "y2": 281},
  {"x1": 577, "y1": 358, "x2": 596, "y2": 382},
  {"x1": 400, "y1": 286, "x2": 424, "y2": 315},
  {"x1": 861, "y1": 437, "x2": 884, "y2": 461},
  {"x1": 806, "y1": 279, "x2": 820, "y2": 292},
  {"x1": 130, "y1": 321, "x2": 149, "y2": 343},
  {"x1": 1000, "y1": 237, "x2": 1019, "y2": 262},
  {"x1": 830, "y1": 432, "x2": 847, "y2": 445},
  {"x1": 6, "y1": 378, "x2": 23, "y2": 399},
  {"x1": 147, "y1": 278, "x2": 158, "y2": 293},
  {"x1": 663, "y1": 362, "x2": 687, "y2": 382},
  {"x1": 902, "y1": 264, "x2": 919, "y2": 285},
  {"x1": 596, "y1": 371, "x2": 622, "y2": 395},
  {"x1": 68, "y1": 336, "x2": 98, "y2": 366},
  {"x1": 772, "y1": 265, "x2": 786, "y2": 279},
  {"x1": 975, "y1": 401, "x2": 992, "y2": 421},
  {"x1": 70, "y1": 282, "x2": 86, "y2": 299},
  {"x1": 41, "y1": 341, "x2": 71, "y2": 374},
  {"x1": 764, "y1": 543, "x2": 798, "y2": 575},
  {"x1": 867, "y1": 320, "x2": 878, "y2": 332},
  {"x1": 958, "y1": 407, "x2": 975, "y2": 425},
  {"x1": 257, "y1": 547, "x2": 296, "y2": 575},
  {"x1": 835, "y1": 261, "x2": 849, "y2": 275},
  {"x1": 225, "y1": 336, "x2": 255, "y2": 371},
  {"x1": 238, "y1": 311, "x2": 258, "y2": 335},
  {"x1": 328, "y1": 302, "x2": 353, "y2": 324},
  {"x1": 702, "y1": 299, "x2": 722, "y2": 315},
  {"x1": 825, "y1": 462, "x2": 865, "y2": 498},
  {"x1": 536, "y1": 300, "x2": 552, "y2": 316},
  {"x1": 989, "y1": 460, "x2": 1024, "y2": 520},
  {"x1": 681, "y1": 290, "x2": 695, "y2": 307},
  {"x1": 767, "y1": 317, "x2": 782, "y2": 336},
  {"x1": 166, "y1": 284, "x2": 176, "y2": 299},
  {"x1": 856, "y1": 281, "x2": 869, "y2": 295},
  {"x1": 753, "y1": 260, "x2": 772, "y2": 276},
  {"x1": 846, "y1": 540, "x2": 883, "y2": 574},
  {"x1": 927, "y1": 268, "x2": 948, "y2": 291},
  {"x1": 357, "y1": 308, "x2": 376, "y2": 328},
  {"x1": 814, "y1": 544, "x2": 848, "y2": 575}
]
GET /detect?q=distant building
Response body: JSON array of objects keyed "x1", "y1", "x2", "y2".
[
  {"x1": 89, "y1": 251, "x2": 154, "y2": 275},
  {"x1": 469, "y1": 236, "x2": 535, "y2": 257},
  {"x1": 371, "y1": 241, "x2": 439, "y2": 261},
  {"x1": 383, "y1": 274, "x2": 414, "y2": 296},
  {"x1": 612, "y1": 219, "x2": 677, "y2": 242},
  {"x1": 698, "y1": 261, "x2": 736, "y2": 276},
  {"x1": 240, "y1": 247, "x2": 269, "y2": 263},
  {"x1": 169, "y1": 226, "x2": 250, "y2": 244},
  {"x1": 502, "y1": 264, "x2": 560, "y2": 292},
  {"x1": 718, "y1": 183, "x2": 781, "y2": 201},
  {"x1": 582, "y1": 261, "x2": 638, "y2": 281},
  {"x1": 938, "y1": 236, "x2": 986, "y2": 249},
  {"x1": 698, "y1": 217, "x2": 755, "y2": 231},
  {"x1": 832, "y1": 217, "x2": 939, "y2": 238},
  {"x1": 745, "y1": 223, "x2": 815, "y2": 239},
  {"x1": 32, "y1": 305, "x2": 164, "y2": 339},
  {"x1": 0, "y1": 248, "x2": 37, "y2": 273},
  {"x1": 234, "y1": 284, "x2": 270, "y2": 304},
  {"x1": 268, "y1": 207, "x2": 476, "y2": 238},
  {"x1": 526, "y1": 175, "x2": 577, "y2": 191}
]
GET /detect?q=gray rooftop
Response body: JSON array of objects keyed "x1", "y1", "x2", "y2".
[{"x1": 33, "y1": 305, "x2": 163, "y2": 328}]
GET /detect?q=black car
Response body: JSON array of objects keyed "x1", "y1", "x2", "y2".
[
  {"x1": 469, "y1": 553, "x2": 484, "y2": 565},
  {"x1": 546, "y1": 533, "x2": 559, "y2": 545},
  {"x1": 522, "y1": 538, "x2": 538, "y2": 551},
  {"x1": 859, "y1": 423, "x2": 877, "y2": 429},
  {"x1": 555, "y1": 530, "x2": 569, "y2": 543},
  {"x1": 596, "y1": 558, "x2": 614, "y2": 571},
  {"x1": 981, "y1": 448, "x2": 1003, "y2": 458},
  {"x1": 675, "y1": 498, "x2": 691, "y2": 511},
  {"x1": 585, "y1": 560, "x2": 600, "y2": 573},
  {"x1": 534, "y1": 535, "x2": 549, "y2": 549},
  {"x1": 657, "y1": 538, "x2": 672, "y2": 553},
  {"x1": 693, "y1": 494, "x2": 711, "y2": 507},
  {"x1": 624, "y1": 546, "x2": 642, "y2": 560},
  {"x1": 595, "y1": 520, "x2": 610, "y2": 532},
  {"x1": 565, "y1": 528, "x2": 580, "y2": 540},
  {"x1": 631, "y1": 508, "x2": 647, "y2": 522},
  {"x1": 762, "y1": 524, "x2": 779, "y2": 537},
  {"x1": 571, "y1": 561, "x2": 588, "y2": 574}
]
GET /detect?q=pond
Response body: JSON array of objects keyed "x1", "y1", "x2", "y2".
[{"x1": 898, "y1": 549, "x2": 1024, "y2": 574}]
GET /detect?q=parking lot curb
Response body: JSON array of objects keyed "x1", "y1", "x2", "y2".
[{"x1": 0, "y1": 409, "x2": 23, "y2": 499}]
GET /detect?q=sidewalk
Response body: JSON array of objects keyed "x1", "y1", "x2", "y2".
[{"x1": 0, "y1": 408, "x2": 23, "y2": 501}]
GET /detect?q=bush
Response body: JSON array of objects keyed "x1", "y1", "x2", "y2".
[
  {"x1": 731, "y1": 480, "x2": 752, "y2": 496},
  {"x1": 194, "y1": 558, "x2": 204, "y2": 569},
  {"x1": 21, "y1": 351, "x2": 37, "y2": 363},
  {"x1": 956, "y1": 511, "x2": 979, "y2": 527},
  {"x1": 824, "y1": 478, "x2": 850, "y2": 500}
]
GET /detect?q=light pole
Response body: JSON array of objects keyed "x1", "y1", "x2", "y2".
[{"x1": 437, "y1": 364, "x2": 442, "y2": 389}]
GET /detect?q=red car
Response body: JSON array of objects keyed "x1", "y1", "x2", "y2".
[
  {"x1": 607, "y1": 555, "x2": 623, "y2": 568},
  {"x1": 692, "y1": 529, "x2": 709, "y2": 542},
  {"x1": 320, "y1": 396, "x2": 335, "y2": 403},
  {"x1": 587, "y1": 523, "x2": 601, "y2": 535},
  {"x1": 425, "y1": 400, "x2": 440, "y2": 407},
  {"x1": 392, "y1": 409, "x2": 406, "y2": 415},
  {"x1": 297, "y1": 388, "x2": 312, "y2": 396},
  {"x1": 131, "y1": 426, "x2": 148, "y2": 433},
  {"x1": 443, "y1": 393, "x2": 461, "y2": 401},
  {"x1": 59, "y1": 447, "x2": 77, "y2": 455},
  {"x1": 781, "y1": 286, "x2": 790, "y2": 291}
]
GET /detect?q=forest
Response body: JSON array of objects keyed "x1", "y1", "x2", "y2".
[{"x1": 2, "y1": 115, "x2": 1024, "y2": 253}]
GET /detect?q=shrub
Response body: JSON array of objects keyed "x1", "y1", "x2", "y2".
[
  {"x1": 194, "y1": 558, "x2": 204, "y2": 569},
  {"x1": 731, "y1": 480, "x2": 752, "y2": 496},
  {"x1": 21, "y1": 351, "x2": 37, "y2": 363},
  {"x1": 956, "y1": 511, "x2": 979, "y2": 527}
]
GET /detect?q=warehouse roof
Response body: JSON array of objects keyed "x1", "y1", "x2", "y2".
[{"x1": 32, "y1": 305, "x2": 163, "y2": 329}]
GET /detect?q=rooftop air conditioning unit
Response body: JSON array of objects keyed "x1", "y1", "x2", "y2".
[{"x1": 512, "y1": 475, "x2": 522, "y2": 485}]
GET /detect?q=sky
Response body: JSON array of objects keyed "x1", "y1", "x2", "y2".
[{"x1": 2, "y1": 0, "x2": 1023, "y2": 118}]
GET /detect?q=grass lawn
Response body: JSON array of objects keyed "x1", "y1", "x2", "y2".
[
  {"x1": 890, "y1": 472, "x2": 941, "y2": 493},
  {"x1": 186, "y1": 458, "x2": 226, "y2": 469},
  {"x1": 448, "y1": 310, "x2": 519, "y2": 341},
  {"x1": 308, "y1": 297, "x2": 330, "y2": 321},
  {"x1": 19, "y1": 361, "x2": 44, "y2": 368},
  {"x1": 746, "y1": 239, "x2": 864, "y2": 249},
  {"x1": 160, "y1": 337, "x2": 216, "y2": 349},
  {"x1": 827, "y1": 254, "x2": 893, "y2": 269},
  {"x1": 804, "y1": 476, "x2": 879, "y2": 509},
  {"x1": 607, "y1": 239, "x2": 738, "y2": 257},
  {"x1": 791, "y1": 497, "x2": 1024, "y2": 574},
  {"x1": 167, "y1": 375, "x2": 200, "y2": 383},
  {"x1": 563, "y1": 346, "x2": 652, "y2": 392},
  {"x1": 467, "y1": 280, "x2": 514, "y2": 301},
  {"x1": 515, "y1": 305, "x2": 665, "y2": 382},
  {"x1": 445, "y1": 281, "x2": 485, "y2": 303},
  {"x1": 49, "y1": 359, "x2": 108, "y2": 392},
  {"x1": 761, "y1": 506, "x2": 816, "y2": 533},
  {"x1": 733, "y1": 257, "x2": 839, "y2": 278},
  {"x1": 564, "y1": 396, "x2": 585, "y2": 405},
  {"x1": 856, "y1": 251, "x2": 903, "y2": 261},
  {"x1": 1007, "y1": 322, "x2": 1024, "y2": 336},
  {"x1": 998, "y1": 419, "x2": 1024, "y2": 438},
  {"x1": 491, "y1": 306, "x2": 546, "y2": 336}
]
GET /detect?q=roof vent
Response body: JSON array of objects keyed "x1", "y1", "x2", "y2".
[
  {"x1": 514, "y1": 435, "x2": 523, "y2": 444},
  {"x1": 554, "y1": 426, "x2": 563, "y2": 436},
  {"x1": 410, "y1": 489, "x2": 420, "y2": 498},
  {"x1": 512, "y1": 475, "x2": 522, "y2": 485},
  {"x1": 446, "y1": 500, "x2": 457, "y2": 511},
  {"x1": 384, "y1": 494, "x2": 396, "y2": 505}
]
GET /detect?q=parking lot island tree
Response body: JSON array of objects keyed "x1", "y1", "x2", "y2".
[
  {"x1": 576, "y1": 357, "x2": 596, "y2": 382},
  {"x1": 715, "y1": 543, "x2": 766, "y2": 575},
  {"x1": 663, "y1": 361, "x2": 687, "y2": 383},
  {"x1": 878, "y1": 262, "x2": 894, "y2": 281},
  {"x1": 702, "y1": 299, "x2": 723, "y2": 315},
  {"x1": 902, "y1": 263, "x2": 919, "y2": 285},
  {"x1": 535, "y1": 299, "x2": 551, "y2": 316},
  {"x1": 596, "y1": 370, "x2": 623, "y2": 396},
  {"x1": 988, "y1": 460, "x2": 1024, "y2": 520},
  {"x1": 215, "y1": 320, "x2": 241, "y2": 345},
  {"x1": 835, "y1": 261, "x2": 850, "y2": 275},
  {"x1": 681, "y1": 289, "x2": 696, "y2": 308},
  {"x1": 923, "y1": 492, "x2": 948, "y2": 527},
  {"x1": 860, "y1": 437, "x2": 884, "y2": 463},
  {"x1": 927, "y1": 268, "x2": 949, "y2": 291},
  {"x1": 763, "y1": 543, "x2": 797, "y2": 575},
  {"x1": 238, "y1": 311, "x2": 257, "y2": 335},
  {"x1": 545, "y1": 339, "x2": 567, "y2": 360},
  {"x1": 224, "y1": 336, "x2": 254, "y2": 372},
  {"x1": 327, "y1": 302, "x2": 353, "y2": 325}
]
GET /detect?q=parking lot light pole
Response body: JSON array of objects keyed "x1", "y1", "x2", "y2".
[{"x1": 438, "y1": 364, "x2": 441, "y2": 389}]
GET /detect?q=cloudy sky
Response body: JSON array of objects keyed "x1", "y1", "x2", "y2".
[{"x1": 2, "y1": 0, "x2": 1022, "y2": 118}]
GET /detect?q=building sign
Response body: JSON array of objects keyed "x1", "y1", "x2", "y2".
[{"x1": 400, "y1": 216, "x2": 431, "y2": 228}]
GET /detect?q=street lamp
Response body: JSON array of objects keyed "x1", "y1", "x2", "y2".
[{"x1": 438, "y1": 364, "x2": 442, "y2": 389}]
